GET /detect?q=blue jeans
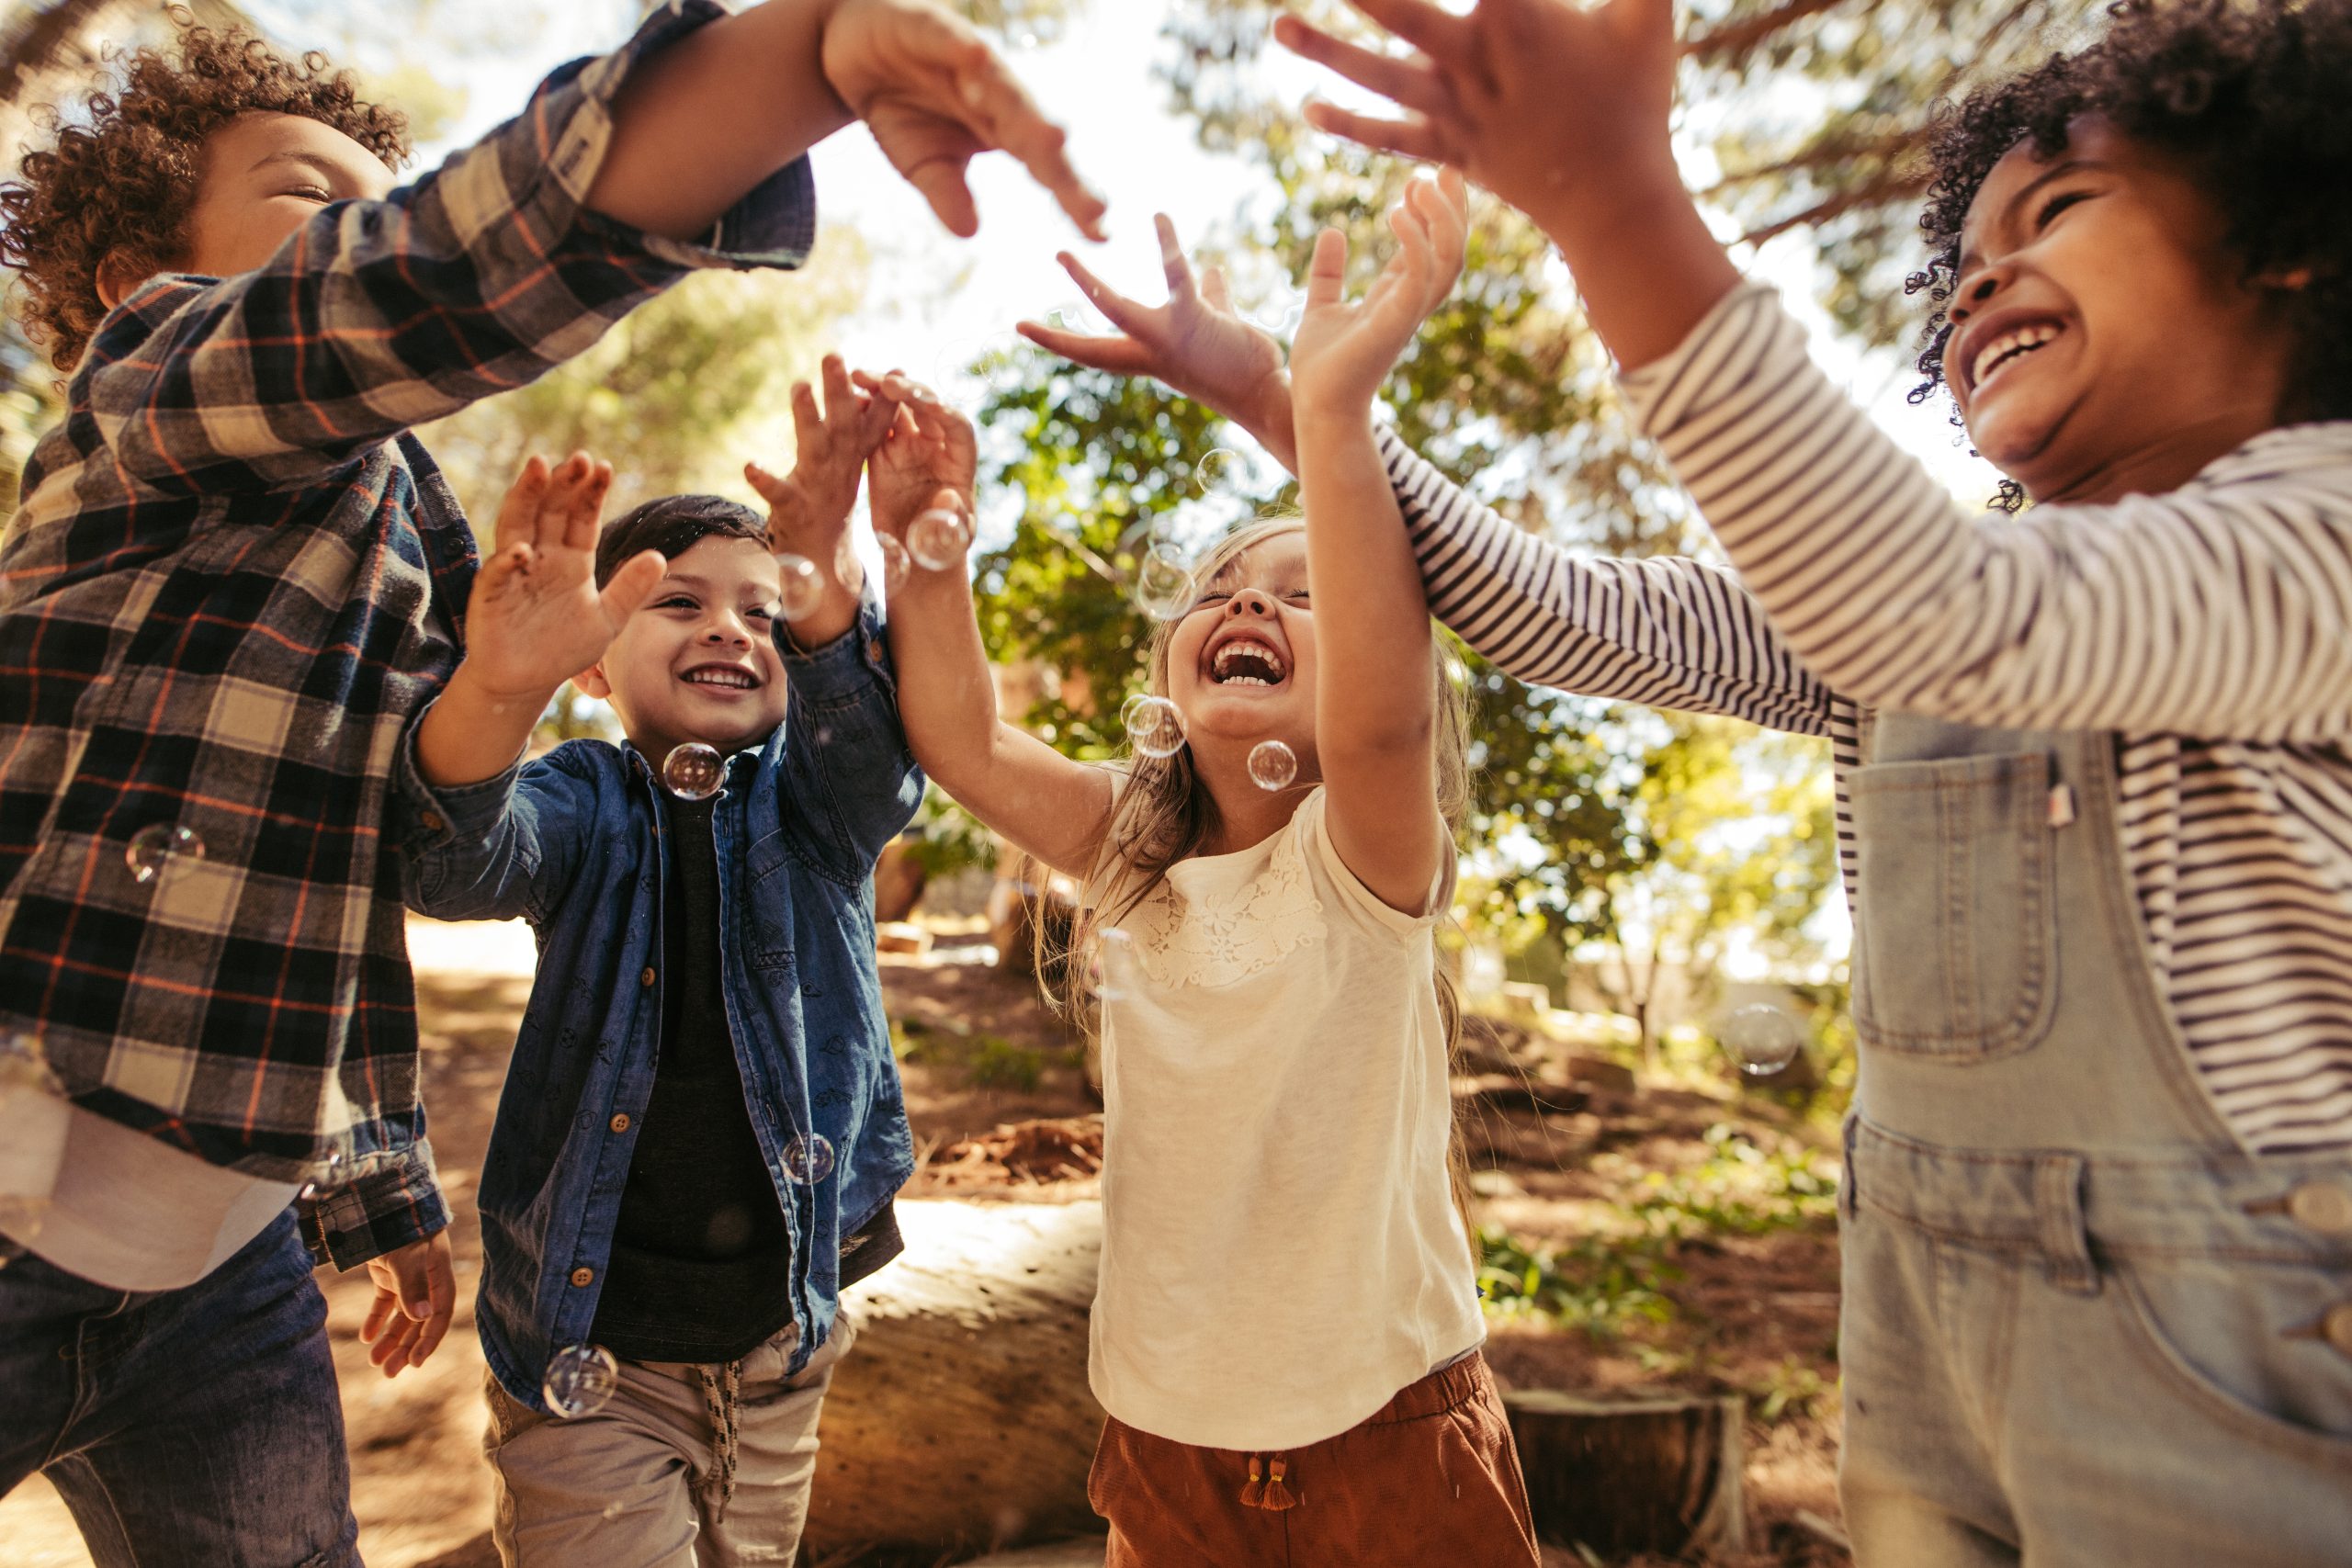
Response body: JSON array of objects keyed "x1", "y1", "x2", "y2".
[{"x1": 0, "y1": 1208, "x2": 361, "y2": 1567}]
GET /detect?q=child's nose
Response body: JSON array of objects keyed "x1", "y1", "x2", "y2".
[
  {"x1": 704, "y1": 618, "x2": 751, "y2": 646},
  {"x1": 1227, "y1": 588, "x2": 1273, "y2": 616}
]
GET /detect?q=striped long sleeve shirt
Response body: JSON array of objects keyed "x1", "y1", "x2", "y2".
[
  {"x1": 0, "y1": 0, "x2": 816, "y2": 1265},
  {"x1": 1382, "y1": 282, "x2": 2352, "y2": 1156}
]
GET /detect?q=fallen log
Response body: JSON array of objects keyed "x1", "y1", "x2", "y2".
[
  {"x1": 1502, "y1": 1389, "x2": 1748, "y2": 1557},
  {"x1": 803, "y1": 1200, "x2": 1107, "y2": 1562}
]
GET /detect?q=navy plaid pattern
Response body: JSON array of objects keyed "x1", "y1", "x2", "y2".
[{"x1": 0, "y1": 0, "x2": 815, "y2": 1267}]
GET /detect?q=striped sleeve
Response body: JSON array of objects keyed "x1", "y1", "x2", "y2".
[
  {"x1": 1621, "y1": 284, "x2": 2352, "y2": 743},
  {"x1": 1377, "y1": 427, "x2": 1839, "y2": 739}
]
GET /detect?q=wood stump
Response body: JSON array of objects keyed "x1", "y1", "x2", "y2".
[
  {"x1": 801, "y1": 1200, "x2": 1107, "y2": 1562},
  {"x1": 1502, "y1": 1390, "x2": 1747, "y2": 1557}
]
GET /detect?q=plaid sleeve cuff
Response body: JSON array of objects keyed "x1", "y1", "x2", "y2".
[
  {"x1": 775, "y1": 590, "x2": 899, "y2": 704},
  {"x1": 302, "y1": 1139, "x2": 450, "y2": 1270},
  {"x1": 529, "y1": 0, "x2": 819, "y2": 273}
]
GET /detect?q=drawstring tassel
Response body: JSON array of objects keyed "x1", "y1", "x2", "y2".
[
  {"x1": 1238, "y1": 1453, "x2": 1298, "y2": 1510},
  {"x1": 1259, "y1": 1456, "x2": 1298, "y2": 1511}
]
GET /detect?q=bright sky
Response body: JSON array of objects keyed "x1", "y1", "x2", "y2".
[{"x1": 238, "y1": 0, "x2": 2004, "y2": 511}]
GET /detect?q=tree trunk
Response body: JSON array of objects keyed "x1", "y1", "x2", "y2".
[
  {"x1": 1502, "y1": 1390, "x2": 1748, "y2": 1558},
  {"x1": 802, "y1": 1199, "x2": 1106, "y2": 1563}
]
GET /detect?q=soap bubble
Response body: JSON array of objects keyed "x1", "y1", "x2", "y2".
[
  {"x1": 0, "y1": 1028, "x2": 59, "y2": 1110},
  {"x1": 877, "y1": 535, "x2": 912, "y2": 595},
  {"x1": 831, "y1": 535, "x2": 863, "y2": 594},
  {"x1": 126, "y1": 824, "x2": 206, "y2": 886},
  {"x1": 662, "y1": 743, "x2": 725, "y2": 801},
  {"x1": 1193, "y1": 447, "x2": 1253, "y2": 499},
  {"x1": 907, "y1": 509, "x2": 973, "y2": 571},
  {"x1": 543, "y1": 1344, "x2": 620, "y2": 1418},
  {"x1": 296, "y1": 1149, "x2": 345, "y2": 1204},
  {"x1": 1090, "y1": 928, "x2": 1136, "y2": 1005},
  {"x1": 1125, "y1": 696, "x2": 1187, "y2": 759},
  {"x1": 782, "y1": 1133, "x2": 835, "y2": 1185},
  {"x1": 775, "y1": 552, "x2": 824, "y2": 619},
  {"x1": 1046, "y1": 295, "x2": 1112, "y2": 335},
  {"x1": 1133, "y1": 544, "x2": 1195, "y2": 621},
  {"x1": 1720, "y1": 1003, "x2": 1805, "y2": 1077},
  {"x1": 1247, "y1": 740, "x2": 1298, "y2": 791}
]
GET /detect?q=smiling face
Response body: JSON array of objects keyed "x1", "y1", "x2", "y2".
[
  {"x1": 1162, "y1": 530, "x2": 1317, "y2": 761},
  {"x1": 576, "y1": 536, "x2": 789, "y2": 768},
  {"x1": 1945, "y1": 117, "x2": 2303, "y2": 503}
]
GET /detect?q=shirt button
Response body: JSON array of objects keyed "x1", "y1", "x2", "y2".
[
  {"x1": 865, "y1": 637, "x2": 886, "y2": 666},
  {"x1": 609, "y1": 1112, "x2": 631, "y2": 1134},
  {"x1": 419, "y1": 810, "x2": 447, "y2": 834},
  {"x1": 2286, "y1": 1180, "x2": 2352, "y2": 1237},
  {"x1": 570, "y1": 1266, "x2": 594, "y2": 1289},
  {"x1": 639, "y1": 966, "x2": 657, "y2": 989},
  {"x1": 2323, "y1": 1302, "x2": 2352, "y2": 1358}
]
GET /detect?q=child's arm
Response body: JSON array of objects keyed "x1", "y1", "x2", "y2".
[
  {"x1": 590, "y1": 0, "x2": 1104, "y2": 244},
  {"x1": 399, "y1": 455, "x2": 662, "y2": 922},
  {"x1": 857, "y1": 379, "x2": 1117, "y2": 878},
  {"x1": 64, "y1": 1, "x2": 1098, "y2": 504},
  {"x1": 1024, "y1": 201, "x2": 1839, "y2": 739},
  {"x1": 1283, "y1": 0, "x2": 2352, "y2": 743},
  {"x1": 747, "y1": 352, "x2": 902, "y2": 650},
  {"x1": 1285, "y1": 177, "x2": 1465, "y2": 913}
]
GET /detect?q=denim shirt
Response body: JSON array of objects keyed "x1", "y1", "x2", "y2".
[{"x1": 395, "y1": 599, "x2": 921, "y2": 1407}]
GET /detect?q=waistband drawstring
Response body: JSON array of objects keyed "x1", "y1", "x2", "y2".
[
  {"x1": 1240, "y1": 1452, "x2": 1298, "y2": 1510},
  {"x1": 695, "y1": 1359, "x2": 743, "y2": 1520}
]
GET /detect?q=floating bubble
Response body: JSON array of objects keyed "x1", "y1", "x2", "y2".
[
  {"x1": 1720, "y1": 1003, "x2": 1805, "y2": 1077},
  {"x1": 543, "y1": 1344, "x2": 620, "y2": 1418},
  {"x1": 125, "y1": 823, "x2": 206, "y2": 886},
  {"x1": 908, "y1": 509, "x2": 973, "y2": 571},
  {"x1": 1247, "y1": 739, "x2": 1298, "y2": 791},
  {"x1": 775, "y1": 552, "x2": 824, "y2": 620},
  {"x1": 782, "y1": 1133, "x2": 835, "y2": 1185},
  {"x1": 1133, "y1": 544, "x2": 1195, "y2": 621},
  {"x1": 877, "y1": 535, "x2": 912, "y2": 595},
  {"x1": 0, "y1": 1028, "x2": 59, "y2": 1110},
  {"x1": 1046, "y1": 296, "x2": 1112, "y2": 336},
  {"x1": 831, "y1": 534, "x2": 863, "y2": 595},
  {"x1": 1193, "y1": 446, "x2": 1253, "y2": 500},
  {"x1": 1248, "y1": 293, "x2": 1306, "y2": 338},
  {"x1": 1125, "y1": 696, "x2": 1187, "y2": 760},
  {"x1": 662, "y1": 743, "x2": 725, "y2": 802}
]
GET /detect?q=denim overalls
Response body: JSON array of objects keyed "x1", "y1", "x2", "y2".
[{"x1": 1838, "y1": 712, "x2": 2352, "y2": 1567}]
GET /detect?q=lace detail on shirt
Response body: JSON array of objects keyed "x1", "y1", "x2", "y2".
[{"x1": 1121, "y1": 823, "x2": 1327, "y2": 989}]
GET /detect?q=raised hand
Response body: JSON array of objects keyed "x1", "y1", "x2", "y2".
[
  {"x1": 1277, "y1": 0, "x2": 1736, "y2": 368},
  {"x1": 823, "y1": 0, "x2": 1107, "y2": 241},
  {"x1": 854, "y1": 371, "x2": 978, "y2": 542},
  {"x1": 460, "y1": 452, "x2": 662, "y2": 705},
  {"x1": 1289, "y1": 172, "x2": 1469, "y2": 424},
  {"x1": 745, "y1": 353, "x2": 899, "y2": 573},
  {"x1": 1016, "y1": 214, "x2": 1300, "y2": 468}
]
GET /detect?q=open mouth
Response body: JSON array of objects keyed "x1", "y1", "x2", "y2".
[
  {"x1": 682, "y1": 664, "x2": 760, "y2": 692},
  {"x1": 1207, "y1": 634, "x2": 1288, "y2": 688},
  {"x1": 1970, "y1": 321, "x2": 2064, "y2": 394}
]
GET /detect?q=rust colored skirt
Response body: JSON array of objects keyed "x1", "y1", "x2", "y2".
[{"x1": 1088, "y1": 1350, "x2": 1542, "y2": 1567}]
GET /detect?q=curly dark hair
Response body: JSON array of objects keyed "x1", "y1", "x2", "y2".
[
  {"x1": 0, "y1": 20, "x2": 409, "y2": 371},
  {"x1": 1906, "y1": 0, "x2": 2352, "y2": 506}
]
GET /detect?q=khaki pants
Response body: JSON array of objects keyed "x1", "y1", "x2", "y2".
[{"x1": 483, "y1": 1314, "x2": 856, "y2": 1568}]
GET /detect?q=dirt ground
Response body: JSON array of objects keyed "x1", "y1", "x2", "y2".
[{"x1": 0, "y1": 917, "x2": 1849, "y2": 1567}]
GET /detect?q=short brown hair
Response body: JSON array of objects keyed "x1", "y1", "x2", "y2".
[{"x1": 0, "y1": 20, "x2": 410, "y2": 371}]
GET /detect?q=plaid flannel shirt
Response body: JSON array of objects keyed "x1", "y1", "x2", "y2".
[{"x1": 0, "y1": 0, "x2": 816, "y2": 1269}]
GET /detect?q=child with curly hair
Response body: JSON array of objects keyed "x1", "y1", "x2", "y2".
[
  {"x1": 1032, "y1": 0, "x2": 2352, "y2": 1561},
  {"x1": 0, "y1": 4, "x2": 1098, "y2": 1562}
]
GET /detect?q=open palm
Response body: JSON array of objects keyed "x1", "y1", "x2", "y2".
[
  {"x1": 1289, "y1": 172, "x2": 1469, "y2": 417},
  {"x1": 1017, "y1": 214, "x2": 1295, "y2": 464},
  {"x1": 461, "y1": 454, "x2": 664, "y2": 702}
]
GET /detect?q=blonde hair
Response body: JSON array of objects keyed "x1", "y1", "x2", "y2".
[{"x1": 1040, "y1": 514, "x2": 1484, "y2": 1264}]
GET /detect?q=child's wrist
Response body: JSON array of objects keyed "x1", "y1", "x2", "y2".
[{"x1": 447, "y1": 660, "x2": 559, "y2": 716}]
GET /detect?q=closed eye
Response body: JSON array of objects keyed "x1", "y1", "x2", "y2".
[
  {"x1": 2034, "y1": 189, "x2": 2091, "y2": 231},
  {"x1": 657, "y1": 594, "x2": 700, "y2": 612}
]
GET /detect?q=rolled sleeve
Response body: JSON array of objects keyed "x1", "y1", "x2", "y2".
[{"x1": 302, "y1": 1137, "x2": 450, "y2": 1271}]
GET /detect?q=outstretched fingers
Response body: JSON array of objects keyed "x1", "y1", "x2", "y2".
[
  {"x1": 599, "y1": 547, "x2": 669, "y2": 629},
  {"x1": 942, "y1": 39, "x2": 1107, "y2": 240},
  {"x1": 1300, "y1": 97, "x2": 1460, "y2": 167},
  {"x1": 1305, "y1": 227, "x2": 1351, "y2": 310},
  {"x1": 489, "y1": 455, "x2": 550, "y2": 561},
  {"x1": 1271, "y1": 16, "x2": 1454, "y2": 121}
]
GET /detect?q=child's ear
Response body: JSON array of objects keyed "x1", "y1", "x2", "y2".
[
  {"x1": 94, "y1": 249, "x2": 157, "y2": 312},
  {"x1": 572, "y1": 662, "x2": 614, "y2": 700}
]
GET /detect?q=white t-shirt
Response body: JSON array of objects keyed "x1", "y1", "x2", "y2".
[{"x1": 1088, "y1": 787, "x2": 1485, "y2": 1451}]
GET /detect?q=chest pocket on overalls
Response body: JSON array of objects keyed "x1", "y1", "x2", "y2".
[{"x1": 1848, "y1": 750, "x2": 2061, "y2": 1061}]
